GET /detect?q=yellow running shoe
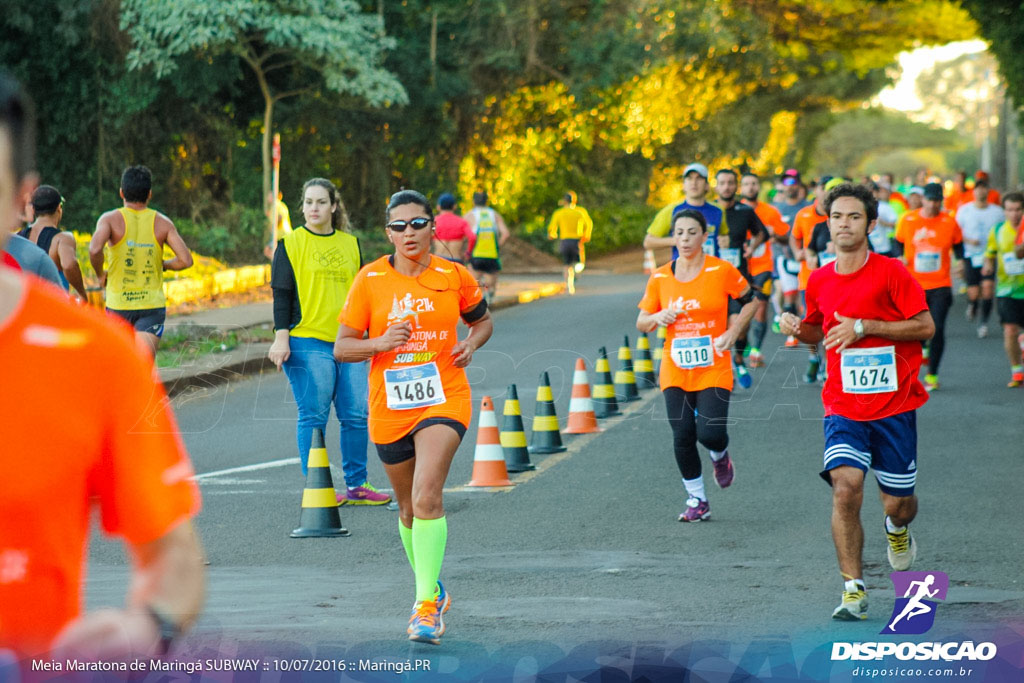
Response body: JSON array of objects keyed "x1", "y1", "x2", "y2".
[
  {"x1": 832, "y1": 589, "x2": 868, "y2": 621},
  {"x1": 885, "y1": 519, "x2": 917, "y2": 571}
]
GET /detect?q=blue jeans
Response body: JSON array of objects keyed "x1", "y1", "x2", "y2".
[{"x1": 283, "y1": 335, "x2": 369, "y2": 483}]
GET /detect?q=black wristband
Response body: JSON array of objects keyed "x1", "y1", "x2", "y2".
[{"x1": 146, "y1": 604, "x2": 181, "y2": 655}]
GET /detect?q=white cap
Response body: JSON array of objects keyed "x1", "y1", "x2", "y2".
[{"x1": 682, "y1": 163, "x2": 709, "y2": 179}]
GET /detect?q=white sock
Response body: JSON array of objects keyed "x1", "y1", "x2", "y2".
[
  {"x1": 885, "y1": 516, "x2": 906, "y2": 534},
  {"x1": 683, "y1": 476, "x2": 706, "y2": 501},
  {"x1": 709, "y1": 449, "x2": 727, "y2": 462},
  {"x1": 845, "y1": 579, "x2": 865, "y2": 593}
]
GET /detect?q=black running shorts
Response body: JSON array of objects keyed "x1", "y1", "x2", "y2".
[
  {"x1": 106, "y1": 306, "x2": 166, "y2": 337},
  {"x1": 997, "y1": 296, "x2": 1024, "y2": 327},
  {"x1": 374, "y1": 418, "x2": 468, "y2": 465}
]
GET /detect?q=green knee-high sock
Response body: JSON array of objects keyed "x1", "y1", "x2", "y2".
[
  {"x1": 412, "y1": 517, "x2": 447, "y2": 602},
  {"x1": 399, "y1": 519, "x2": 415, "y2": 572}
]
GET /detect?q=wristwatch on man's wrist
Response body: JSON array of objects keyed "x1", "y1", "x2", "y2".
[{"x1": 853, "y1": 319, "x2": 865, "y2": 339}]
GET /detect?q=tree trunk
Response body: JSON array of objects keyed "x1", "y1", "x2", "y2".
[
  {"x1": 262, "y1": 95, "x2": 274, "y2": 210},
  {"x1": 430, "y1": 9, "x2": 438, "y2": 86}
]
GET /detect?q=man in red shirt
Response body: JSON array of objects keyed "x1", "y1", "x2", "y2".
[{"x1": 780, "y1": 183, "x2": 934, "y2": 622}]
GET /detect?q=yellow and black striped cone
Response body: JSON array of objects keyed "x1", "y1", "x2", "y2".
[
  {"x1": 654, "y1": 325, "x2": 667, "y2": 374},
  {"x1": 528, "y1": 371, "x2": 567, "y2": 454},
  {"x1": 614, "y1": 335, "x2": 640, "y2": 402},
  {"x1": 290, "y1": 428, "x2": 350, "y2": 538},
  {"x1": 500, "y1": 384, "x2": 535, "y2": 472},
  {"x1": 634, "y1": 332, "x2": 657, "y2": 389},
  {"x1": 593, "y1": 346, "x2": 621, "y2": 418}
]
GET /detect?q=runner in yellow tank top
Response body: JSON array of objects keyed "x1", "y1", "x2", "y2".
[
  {"x1": 547, "y1": 191, "x2": 593, "y2": 295},
  {"x1": 465, "y1": 191, "x2": 509, "y2": 304},
  {"x1": 89, "y1": 165, "x2": 193, "y2": 355}
]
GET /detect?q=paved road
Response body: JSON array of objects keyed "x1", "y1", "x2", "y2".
[{"x1": 84, "y1": 272, "x2": 1024, "y2": 680}]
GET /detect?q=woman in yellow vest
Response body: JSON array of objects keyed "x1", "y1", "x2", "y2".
[{"x1": 268, "y1": 178, "x2": 390, "y2": 504}]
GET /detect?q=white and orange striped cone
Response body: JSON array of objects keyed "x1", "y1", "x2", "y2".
[
  {"x1": 468, "y1": 396, "x2": 514, "y2": 487},
  {"x1": 565, "y1": 358, "x2": 602, "y2": 434},
  {"x1": 643, "y1": 249, "x2": 657, "y2": 274}
]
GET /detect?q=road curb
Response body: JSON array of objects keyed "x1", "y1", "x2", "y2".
[{"x1": 162, "y1": 283, "x2": 566, "y2": 398}]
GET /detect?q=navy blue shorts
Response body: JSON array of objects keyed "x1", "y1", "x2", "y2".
[
  {"x1": 107, "y1": 306, "x2": 166, "y2": 338},
  {"x1": 820, "y1": 411, "x2": 917, "y2": 496}
]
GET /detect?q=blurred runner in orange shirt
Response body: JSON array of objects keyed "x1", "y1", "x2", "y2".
[
  {"x1": 944, "y1": 170, "x2": 968, "y2": 214},
  {"x1": 741, "y1": 171, "x2": 790, "y2": 367},
  {"x1": 894, "y1": 182, "x2": 965, "y2": 392},
  {"x1": 790, "y1": 182, "x2": 831, "y2": 383},
  {"x1": 0, "y1": 72, "x2": 204, "y2": 663}
]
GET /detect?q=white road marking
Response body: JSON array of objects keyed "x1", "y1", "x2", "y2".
[{"x1": 192, "y1": 458, "x2": 299, "y2": 481}]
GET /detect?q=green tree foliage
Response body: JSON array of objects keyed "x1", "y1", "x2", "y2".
[
  {"x1": 960, "y1": 1, "x2": 1024, "y2": 119},
  {"x1": 3, "y1": 0, "x2": 985, "y2": 264},
  {"x1": 120, "y1": 0, "x2": 408, "y2": 205},
  {"x1": 812, "y1": 109, "x2": 962, "y2": 177}
]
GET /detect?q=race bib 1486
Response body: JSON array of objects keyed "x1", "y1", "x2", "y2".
[{"x1": 384, "y1": 362, "x2": 447, "y2": 410}]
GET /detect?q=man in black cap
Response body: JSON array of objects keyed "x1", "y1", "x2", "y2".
[
  {"x1": 894, "y1": 182, "x2": 965, "y2": 391},
  {"x1": 19, "y1": 184, "x2": 88, "y2": 300}
]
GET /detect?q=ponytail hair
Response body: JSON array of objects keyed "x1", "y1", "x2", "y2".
[{"x1": 301, "y1": 177, "x2": 351, "y2": 231}]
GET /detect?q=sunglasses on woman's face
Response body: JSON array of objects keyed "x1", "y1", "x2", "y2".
[{"x1": 387, "y1": 217, "x2": 432, "y2": 232}]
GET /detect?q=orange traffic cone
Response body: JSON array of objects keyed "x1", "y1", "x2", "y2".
[
  {"x1": 565, "y1": 358, "x2": 602, "y2": 434},
  {"x1": 468, "y1": 396, "x2": 514, "y2": 487},
  {"x1": 593, "y1": 346, "x2": 621, "y2": 418},
  {"x1": 291, "y1": 429, "x2": 350, "y2": 538},
  {"x1": 634, "y1": 332, "x2": 657, "y2": 389},
  {"x1": 500, "y1": 384, "x2": 535, "y2": 472},
  {"x1": 529, "y1": 372, "x2": 567, "y2": 454},
  {"x1": 643, "y1": 249, "x2": 657, "y2": 274},
  {"x1": 614, "y1": 335, "x2": 640, "y2": 402}
]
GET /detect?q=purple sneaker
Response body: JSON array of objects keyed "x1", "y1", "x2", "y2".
[
  {"x1": 678, "y1": 496, "x2": 710, "y2": 522},
  {"x1": 712, "y1": 451, "x2": 734, "y2": 489},
  {"x1": 338, "y1": 482, "x2": 391, "y2": 506}
]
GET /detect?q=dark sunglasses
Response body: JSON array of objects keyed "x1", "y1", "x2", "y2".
[{"x1": 387, "y1": 217, "x2": 432, "y2": 232}]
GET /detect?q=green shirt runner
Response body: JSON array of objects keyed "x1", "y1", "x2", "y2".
[{"x1": 985, "y1": 220, "x2": 1024, "y2": 299}]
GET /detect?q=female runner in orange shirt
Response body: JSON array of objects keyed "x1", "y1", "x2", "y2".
[
  {"x1": 637, "y1": 209, "x2": 758, "y2": 522},
  {"x1": 334, "y1": 190, "x2": 493, "y2": 645}
]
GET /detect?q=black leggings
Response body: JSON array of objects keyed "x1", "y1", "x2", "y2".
[
  {"x1": 663, "y1": 386, "x2": 731, "y2": 480},
  {"x1": 925, "y1": 287, "x2": 952, "y2": 375}
]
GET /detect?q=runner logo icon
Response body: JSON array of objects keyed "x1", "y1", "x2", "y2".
[{"x1": 882, "y1": 571, "x2": 948, "y2": 635}]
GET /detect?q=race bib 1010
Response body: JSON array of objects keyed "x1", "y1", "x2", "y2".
[{"x1": 670, "y1": 335, "x2": 714, "y2": 370}]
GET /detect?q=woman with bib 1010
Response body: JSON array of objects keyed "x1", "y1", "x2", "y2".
[
  {"x1": 636, "y1": 208, "x2": 758, "y2": 523},
  {"x1": 268, "y1": 178, "x2": 390, "y2": 505},
  {"x1": 334, "y1": 190, "x2": 493, "y2": 645}
]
